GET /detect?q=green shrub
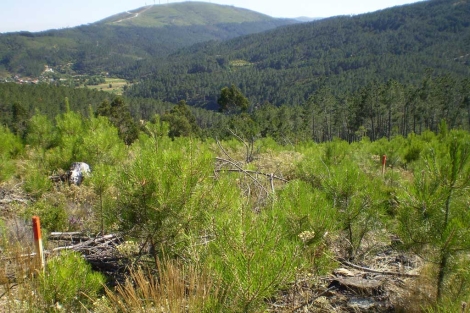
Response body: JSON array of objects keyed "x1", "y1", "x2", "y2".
[
  {"x1": 23, "y1": 165, "x2": 53, "y2": 199},
  {"x1": 36, "y1": 251, "x2": 105, "y2": 312},
  {"x1": 115, "y1": 135, "x2": 214, "y2": 258},
  {"x1": 0, "y1": 125, "x2": 23, "y2": 182},
  {"x1": 208, "y1": 208, "x2": 301, "y2": 312},
  {"x1": 274, "y1": 180, "x2": 338, "y2": 273},
  {"x1": 24, "y1": 196, "x2": 68, "y2": 232},
  {"x1": 398, "y1": 130, "x2": 470, "y2": 301},
  {"x1": 26, "y1": 113, "x2": 57, "y2": 150}
]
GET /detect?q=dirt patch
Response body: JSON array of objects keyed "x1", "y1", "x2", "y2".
[
  {"x1": 267, "y1": 245, "x2": 424, "y2": 312},
  {"x1": 0, "y1": 183, "x2": 30, "y2": 219}
]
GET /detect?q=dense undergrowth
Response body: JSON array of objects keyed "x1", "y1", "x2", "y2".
[{"x1": 1, "y1": 108, "x2": 470, "y2": 312}]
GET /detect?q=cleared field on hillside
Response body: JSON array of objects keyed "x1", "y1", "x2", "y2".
[{"x1": 85, "y1": 78, "x2": 129, "y2": 95}]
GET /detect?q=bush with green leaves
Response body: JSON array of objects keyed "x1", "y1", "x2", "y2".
[
  {"x1": 89, "y1": 163, "x2": 118, "y2": 234},
  {"x1": 35, "y1": 251, "x2": 105, "y2": 312},
  {"x1": 296, "y1": 140, "x2": 389, "y2": 260},
  {"x1": 321, "y1": 159, "x2": 387, "y2": 259},
  {"x1": 207, "y1": 205, "x2": 301, "y2": 312},
  {"x1": 22, "y1": 164, "x2": 53, "y2": 199},
  {"x1": 26, "y1": 113, "x2": 57, "y2": 152},
  {"x1": 114, "y1": 134, "x2": 214, "y2": 258},
  {"x1": 24, "y1": 196, "x2": 68, "y2": 232},
  {"x1": 76, "y1": 115, "x2": 127, "y2": 167},
  {"x1": 274, "y1": 180, "x2": 338, "y2": 272},
  {"x1": 0, "y1": 125, "x2": 23, "y2": 182},
  {"x1": 45, "y1": 108, "x2": 85, "y2": 170},
  {"x1": 398, "y1": 130, "x2": 470, "y2": 302},
  {"x1": 368, "y1": 136, "x2": 407, "y2": 169}
]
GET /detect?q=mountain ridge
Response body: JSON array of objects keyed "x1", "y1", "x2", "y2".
[
  {"x1": 99, "y1": 2, "x2": 274, "y2": 28},
  {"x1": 0, "y1": 2, "x2": 298, "y2": 76},
  {"x1": 124, "y1": 0, "x2": 470, "y2": 108}
]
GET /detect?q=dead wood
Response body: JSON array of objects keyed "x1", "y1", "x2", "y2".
[
  {"x1": 49, "y1": 233, "x2": 128, "y2": 285},
  {"x1": 214, "y1": 167, "x2": 289, "y2": 182},
  {"x1": 329, "y1": 276, "x2": 383, "y2": 294},
  {"x1": 338, "y1": 258, "x2": 419, "y2": 278},
  {"x1": 48, "y1": 232, "x2": 90, "y2": 241}
]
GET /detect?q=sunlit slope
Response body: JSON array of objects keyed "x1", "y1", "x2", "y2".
[{"x1": 101, "y1": 2, "x2": 273, "y2": 27}]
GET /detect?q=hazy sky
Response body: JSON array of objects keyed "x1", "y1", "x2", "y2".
[{"x1": 0, "y1": 0, "x2": 423, "y2": 33}]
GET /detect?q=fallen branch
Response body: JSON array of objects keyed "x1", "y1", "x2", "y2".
[
  {"x1": 49, "y1": 232, "x2": 90, "y2": 241},
  {"x1": 215, "y1": 157, "x2": 271, "y2": 195},
  {"x1": 52, "y1": 234, "x2": 121, "y2": 252},
  {"x1": 0, "y1": 283, "x2": 18, "y2": 299},
  {"x1": 338, "y1": 258, "x2": 419, "y2": 277},
  {"x1": 215, "y1": 168, "x2": 289, "y2": 182}
]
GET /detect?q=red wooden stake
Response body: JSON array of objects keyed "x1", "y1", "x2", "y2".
[
  {"x1": 32, "y1": 216, "x2": 45, "y2": 271},
  {"x1": 382, "y1": 155, "x2": 387, "y2": 176}
]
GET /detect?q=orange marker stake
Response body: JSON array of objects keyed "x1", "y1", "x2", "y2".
[
  {"x1": 382, "y1": 155, "x2": 387, "y2": 176},
  {"x1": 32, "y1": 216, "x2": 45, "y2": 271}
]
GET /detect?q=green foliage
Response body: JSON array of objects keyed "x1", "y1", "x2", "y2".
[
  {"x1": 296, "y1": 140, "x2": 389, "y2": 259},
  {"x1": 397, "y1": 130, "x2": 470, "y2": 301},
  {"x1": 0, "y1": 84, "x2": 111, "y2": 129},
  {"x1": 128, "y1": 0, "x2": 470, "y2": 115},
  {"x1": 274, "y1": 180, "x2": 338, "y2": 273},
  {"x1": 403, "y1": 133, "x2": 427, "y2": 166},
  {"x1": 96, "y1": 97, "x2": 139, "y2": 145},
  {"x1": 141, "y1": 114, "x2": 170, "y2": 140},
  {"x1": 89, "y1": 163, "x2": 118, "y2": 234},
  {"x1": 208, "y1": 207, "x2": 301, "y2": 312},
  {"x1": 26, "y1": 113, "x2": 57, "y2": 151},
  {"x1": 49, "y1": 108, "x2": 85, "y2": 169},
  {"x1": 4, "y1": 97, "x2": 470, "y2": 309},
  {"x1": 115, "y1": 135, "x2": 214, "y2": 257},
  {"x1": 369, "y1": 136, "x2": 407, "y2": 168},
  {"x1": 322, "y1": 159, "x2": 387, "y2": 259},
  {"x1": 218, "y1": 84, "x2": 249, "y2": 114},
  {"x1": 161, "y1": 100, "x2": 201, "y2": 138},
  {"x1": 323, "y1": 138, "x2": 350, "y2": 166},
  {"x1": 24, "y1": 196, "x2": 68, "y2": 232},
  {"x1": 0, "y1": 125, "x2": 23, "y2": 181},
  {"x1": 36, "y1": 251, "x2": 105, "y2": 312},
  {"x1": 228, "y1": 113, "x2": 259, "y2": 139},
  {"x1": 11, "y1": 102, "x2": 29, "y2": 138},
  {"x1": 22, "y1": 165, "x2": 53, "y2": 199},
  {"x1": 0, "y1": 3, "x2": 294, "y2": 76},
  {"x1": 77, "y1": 115, "x2": 126, "y2": 166}
]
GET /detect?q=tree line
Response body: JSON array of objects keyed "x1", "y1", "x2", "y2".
[{"x1": 2, "y1": 73, "x2": 470, "y2": 145}]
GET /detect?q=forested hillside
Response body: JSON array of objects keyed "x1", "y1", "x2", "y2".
[
  {"x1": 126, "y1": 0, "x2": 470, "y2": 107},
  {"x1": 0, "y1": 2, "x2": 297, "y2": 76}
]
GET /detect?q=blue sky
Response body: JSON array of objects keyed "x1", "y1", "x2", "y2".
[{"x1": 0, "y1": 0, "x2": 423, "y2": 33}]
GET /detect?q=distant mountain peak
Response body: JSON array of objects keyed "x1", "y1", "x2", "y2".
[
  {"x1": 100, "y1": 2, "x2": 274, "y2": 28},
  {"x1": 0, "y1": 1, "x2": 298, "y2": 77}
]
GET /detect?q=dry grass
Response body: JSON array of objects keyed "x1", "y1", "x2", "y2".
[
  {"x1": 392, "y1": 263, "x2": 437, "y2": 312},
  {"x1": 0, "y1": 240, "x2": 41, "y2": 313},
  {"x1": 97, "y1": 258, "x2": 224, "y2": 313}
]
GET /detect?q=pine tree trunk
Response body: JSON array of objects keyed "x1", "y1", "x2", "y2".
[{"x1": 437, "y1": 252, "x2": 448, "y2": 301}]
